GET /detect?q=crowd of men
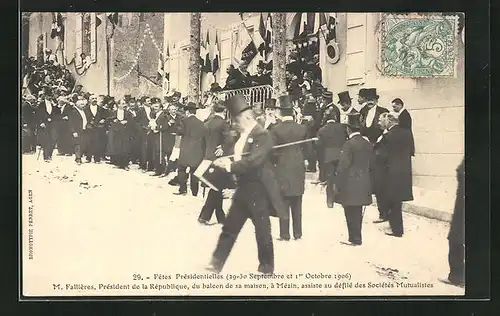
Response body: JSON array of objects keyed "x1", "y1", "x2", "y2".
[{"x1": 21, "y1": 52, "x2": 464, "y2": 288}]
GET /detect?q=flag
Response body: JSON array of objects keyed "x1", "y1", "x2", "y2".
[
  {"x1": 50, "y1": 13, "x2": 64, "y2": 40},
  {"x1": 264, "y1": 13, "x2": 273, "y2": 62},
  {"x1": 204, "y1": 30, "x2": 212, "y2": 73},
  {"x1": 96, "y1": 16, "x2": 102, "y2": 27},
  {"x1": 298, "y1": 12, "x2": 308, "y2": 36},
  {"x1": 255, "y1": 13, "x2": 266, "y2": 58},
  {"x1": 212, "y1": 32, "x2": 220, "y2": 79},
  {"x1": 156, "y1": 52, "x2": 164, "y2": 85},
  {"x1": 164, "y1": 42, "x2": 170, "y2": 81},
  {"x1": 233, "y1": 19, "x2": 258, "y2": 66},
  {"x1": 313, "y1": 12, "x2": 327, "y2": 35},
  {"x1": 200, "y1": 32, "x2": 207, "y2": 71},
  {"x1": 326, "y1": 13, "x2": 337, "y2": 42},
  {"x1": 108, "y1": 12, "x2": 119, "y2": 26}
]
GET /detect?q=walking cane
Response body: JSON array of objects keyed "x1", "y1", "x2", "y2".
[
  {"x1": 36, "y1": 146, "x2": 42, "y2": 161},
  {"x1": 159, "y1": 125, "x2": 163, "y2": 171}
]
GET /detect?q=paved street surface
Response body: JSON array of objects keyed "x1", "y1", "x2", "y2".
[{"x1": 21, "y1": 152, "x2": 464, "y2": 296}]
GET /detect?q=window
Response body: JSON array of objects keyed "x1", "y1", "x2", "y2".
[
  {"x1": 75, "y1": 13, "x2": 97, "y2": 67},
  {"x1": 346, "y1": 13, "x2": 367, "y2": 85}
]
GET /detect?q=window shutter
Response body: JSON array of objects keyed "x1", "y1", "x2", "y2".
[
  {"x1": 75, "y1": 13, "x2": 83, "y2": 67},
  {"x1": 90, "y1": 13, "x2": 97, "y2": 62},
  {"x1": 346, "y1": 13, "x2": 367, "y2": 85},
  {"x1": 219, "y1": 29, "x2": 231, "y2": 84}
]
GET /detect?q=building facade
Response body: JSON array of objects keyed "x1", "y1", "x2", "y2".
[{"x1": 25, "y1": 12, "x2": 464, "y2": 198}]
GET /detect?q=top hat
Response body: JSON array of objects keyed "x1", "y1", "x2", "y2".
[
  {"x1": 184, "y1": 102, "x2": 198, "y2": 110},
  {"x1": 257, "y1": 60, "x2": 266, "y2": 69},
  {"x1": 225, "y1": 95, "x2": 252, "y2": 117},
  {"x1": 265, "y1": 60, "x2": 273, "y2": 71},
  {"x1": 322, "y1": 90, "x2": 333, "y2": 100},
  {"x1": 277, "y1": 95, "x2": 292, "y2": 109},
  {"x1": 363, "y1": 88, "x2": 379, "y2": 100},
  {"x1": 264, "y1": 98, "x2": 277, "y2": 109},
  {"x1": 338, "y1": 91, "x2": 353, "y2": 103},
  {"x1": 150, "y1": 97, "x2": 161, "y2": 104},
  {"x1": 124, "y1": 94, "x2": 132, "y2": 101},
  {"x1": 346, "y1": 112, "x2": 362, "y2": 129}
]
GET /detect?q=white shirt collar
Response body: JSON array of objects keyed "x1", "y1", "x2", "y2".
[
  {"x1": 326, "y1": 119, "x2": 336, "y2": 123},
  {"x1": 340, "y1": 106, "x2": 353, "y2": 114},
  {"x1": 348, "y1": 131, "x2": 361, "y2": 139}
]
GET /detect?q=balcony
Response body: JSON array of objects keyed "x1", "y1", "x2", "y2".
[{"x1": 220, "y1": 84, "x2": 273, "y2": 110}]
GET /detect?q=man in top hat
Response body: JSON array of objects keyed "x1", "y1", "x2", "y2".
[
  {"x1": 316, "y1": 106, "x2": 348, "y2": 208},
  {"x1": 207, "y1": 95, "x2": 287, "y2": 274},
  {"x1": 83, "y1": 94, "x2": 109, "y2": 163},
  {"x1": 391, "y1": 98, "x2": 415, "y2": 156},
  {"x1": 257, "y1": 98, "x2": 279, "y2": 130},
  {"x1": 36, "y1": 89, "x2": 60, "y2": 162},
  {"x1": 337, "y1": 91, "x2": 358, "y2": 125},
  {"x1": 334, "y1": 112, "x2": 374, "y2": 246},
  {"x1": 148, "y1": 98, "x2": 171, "y2": 176},
  {"x1": 198, "y1": 101, "x2": 233, "y2": 225},
  {"x1": 55, "y1": 95, "x2": 74, "y2": 156},
  {"x1": 175, "y1": 102, "x2": 207, "y2": 196},
  {"x1": 358, "y1": 88, "x2": 389, "y2": 144},
  {"x1": 372, "y1": 112, "x2": 413, "y2": 236},
  {"x1": 271, "y1": 95, "x2": 308, "y2": 241},
  {"x1": 69, "y1": 99, "x2": 91, "y2": 165},
  {"x1": 250, "y1": 61, "x2": 272, "y2": 86},
  {"x1": 301, "y1": 94, "x2": 318, "y2": 173}
]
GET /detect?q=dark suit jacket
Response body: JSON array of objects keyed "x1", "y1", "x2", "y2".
[
  {"x1": 398, "y1": 109, "x2": 415, "y2": 156},
  {"x1": 178, "y1": 115, "x2": 206, "y2": 167},
  {"x1": 83, "y1": 105, "x2": 108, "y2": 130},
  {"x1": 204, "y1": 115, "x2": 232, "y2": 160},
  {"x1": 36, "y1": 100, "x2": 60, "y2": 127},
  {"x1": 270, "y1": 120, "x2": 308, "y2": 197},
  {"x1": 317, "y1": 121, "x2": 348, "y2": 163},
  {"x1": 448, "y1": 158, "x2": 464, "y2": 243},
  {"x1": 373, "y1": 126, "x2": 413, "y2": 202},
  {"x1": 359, "y1": 105, "x2": 389, "y2": 143},
  {"x1": 158, "y1": 112, "x2": 183, "y2": 151},
  {"x1": 230, "y1": 123, "x2": 287, "y2": 219},
  {"x1": 334, "y1": 134, "x2": 374, "y2": 206},
  {"x1": 69, "y1": 108, "x2": 89, "y2": 145}
]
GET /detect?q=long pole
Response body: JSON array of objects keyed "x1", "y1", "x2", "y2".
[{"x1": 222, "y1": 137, "x2": 318, "y2": 159}]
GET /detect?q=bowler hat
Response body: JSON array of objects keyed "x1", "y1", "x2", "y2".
[
  {"x1": 257, "y1": 60, "x2": 266, "y2": 69},
  {"x1": 264, "y1": 98, "x2": 277, "y2": 109},
  {"x1": 322, "y1": 90, "x2": 333, "y2": 100},
  {"x1": 346, "y1": 112, "x2": 362, "y2": 129},
  {"x1": 277, "y1": 95, "x2": 292, "y2": 109},
  {"x1": 338, "y1": 91, "x2": 352, "y2": 103},
  {"x1": 225, "y1": 95, "x2": 252, "y2": 117},
  {"x1": 184, "y1": 102, "x2": 198, "y2": 110}
]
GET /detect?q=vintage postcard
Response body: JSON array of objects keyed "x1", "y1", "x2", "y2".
[{"x1": 20, "y1": 12, "x2": 465, "y2": 297}]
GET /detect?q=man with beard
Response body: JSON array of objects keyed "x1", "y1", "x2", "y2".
[
  {"x1": 206, "y1": 95, "x2": 287, "y2": 274},
  {"x1": 36, "y1": 90, "x2": 60, "y2": 162},
  {"x1": 147, "y1": 98, "x2": 164, "y2": 176},
  {"x1": 174, "y1": 102, "x2": 206, "y2": 196},
  {"x1": 271, "y1": 95, "x2": 308, "y2": 241},
  {"x1": 69, "y1": 99, "x2": 90, "y2": 165},
  {"x1": 83, "y1": 94, "x2": 108, "y2": 163},
  {"x1": 55, "y1": 96, "x2": 74, "y2": 156},
  {"x1": 198, "y1": 101, "x2": 232, "y2": 225},
  {"x1": 106, "y1": 99, "x2": 133, "y2": 170},
  {"x1": 160, "y1": 102, "x2": 184, "y2": 177},
  {"x1": 127, "y1": 97, "x2": 142, "y2": 165},
  {"x1": 358, "y1": 88, "x2": 389, "y2": 144},
  {"x1": 391, "y1": 98, "x2": 415, "y2": 157},
  {"x1": 337, "y1": 91, "x2": 358, "y2": 126}
]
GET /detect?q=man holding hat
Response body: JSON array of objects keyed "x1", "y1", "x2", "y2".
[
  {"x1": 334, "y1": 112, "x2": 374, "y2": 246},
  {"x1": 257, "y1": 98, "x2": 279, "y2": 130},
  {"x1": 175, "y1": 102, "x2": 206, "y2": 196},
  {"x1": 207, "y1": 95, "x2": 287, "y2": 274},
  {"x1": 337, "y1": 91, "x2": 358, "y2": 125},
  {"x1": 358, "y1": 88, "x2": 389, "y2": 144},
  {"x1": 271, "y1": 95, "x2": 308, "y2": 241}
]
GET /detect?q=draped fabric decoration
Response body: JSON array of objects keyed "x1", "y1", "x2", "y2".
[
  {"x1": 212, "y1": 32, "x2": 220, "y2": 80},
  {"x1": 200, "y1": 31, "x2": 207, "y2": 71},
  {"x1": 204, "y1": 30, "x2": 212, "y2": 73},
  {"x1": 106, "y1": 12, "x2": 119, "y2": 39},
  {"x1": 233, "y1": 14, "x2": 258, "y2": 67},
  {"x1": 50, "y1": 13, "x2": 64, "y2": 41},
  {"x1": 255, "y1": 13, "x2": 267, "y2": 59}
]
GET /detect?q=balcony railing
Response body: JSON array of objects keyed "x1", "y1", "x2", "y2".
[{"x1": 220, "y1": 85, "x2": 274, "y2": 109}]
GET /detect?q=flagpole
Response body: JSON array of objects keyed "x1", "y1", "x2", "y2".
[{"x1": 238, "y1": 13, "x2": 258, "y2": 48}]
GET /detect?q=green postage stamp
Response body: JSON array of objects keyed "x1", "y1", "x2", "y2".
[{"x1": 380, "y1": 14, "x2": 459, "y2": 78}]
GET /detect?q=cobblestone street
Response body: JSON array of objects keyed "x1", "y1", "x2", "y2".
[{"x1": 21, "y1": 152, "x2": 464, "y2": 296}]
